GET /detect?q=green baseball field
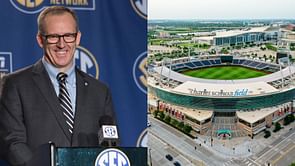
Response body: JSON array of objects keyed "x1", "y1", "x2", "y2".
[{"x1": 182, "y1": 66, "x2": 268, "y2": 80}]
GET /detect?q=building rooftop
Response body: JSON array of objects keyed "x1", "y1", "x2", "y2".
[
  {"x1": 215, "y1": 26, "x2": 269, "y2": 38},
  {"x1": 236, "y1": 107, "x2": 278, "y2": 124},
  {"x1": 192, "y1": 26, "x2": 269, "y2": 41},
  {"x1": 175, "y1": 106, "x2": 213, "y2": 122}
]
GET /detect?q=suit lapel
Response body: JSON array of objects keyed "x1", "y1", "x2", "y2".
[
  {"x1": 72, "y1": 70, "x2": 87, "y2": 137},
  {"x1": 32, "y1": 60, "x2": 72, "y2": 142}
]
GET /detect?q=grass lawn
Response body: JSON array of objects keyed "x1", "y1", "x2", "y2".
[{"x1": 182, "y1": 66, "x2": 268, "y2": 80}]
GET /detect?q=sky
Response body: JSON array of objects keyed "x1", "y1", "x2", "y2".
[{"x1": 149, "y1": 0, "x2": 295, "y2": 20}]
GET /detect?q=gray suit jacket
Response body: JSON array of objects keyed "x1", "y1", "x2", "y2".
[{"x1": 0, "y1": 60, "x2": 117, "y2": 165}]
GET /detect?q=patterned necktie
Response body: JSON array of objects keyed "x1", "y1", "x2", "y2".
[{"x1": 57, "y1": 72, "x2": 74, "y2": 134}]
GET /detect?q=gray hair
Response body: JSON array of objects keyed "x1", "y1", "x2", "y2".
[{"x1": 37, "y1": 6, "x2": 79, "y2": 34}]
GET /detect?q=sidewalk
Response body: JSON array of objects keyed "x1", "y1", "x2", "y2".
[
  {"x1": 194, "y1": 135, "x2": 253, "y2": 159},
  {"x1": 193, "y1": 122, "x2": 295, "y2": 159}
]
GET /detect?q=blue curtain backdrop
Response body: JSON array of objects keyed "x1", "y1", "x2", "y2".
[{"x1": 0, "y1": 1, "x2": 147, "y2": 162}]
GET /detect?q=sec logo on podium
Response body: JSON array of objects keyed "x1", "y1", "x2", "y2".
[{"x1": 95, "y1": 148, "x2": 130, "y2": 166}]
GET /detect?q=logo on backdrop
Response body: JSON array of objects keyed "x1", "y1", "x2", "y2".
[
  {"x1": 136, "y1": 128, "x2": 147, "y2": 147},
  {"x1": 133, "y1": 51, "x2": 147, "y2": 94},
  {"x1": 95, "y1": 148, "x2": 130, "y2": 166},
  {"x1": 75, "y1": 46, "x2": 99, "y2": 79},
  {"x1": 0, "y1": 52, "x2": 13, "y2": 77},
  {"x1": 10, "y1": 0, "x2": 95, "y2": 14},
  {"x1": 130, "y1": 0, "x2": 147, "y2": 19}
]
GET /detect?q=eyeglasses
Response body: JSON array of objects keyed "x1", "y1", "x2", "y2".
[{"x1": 41, "y1": 33, "x2": 77, "y2": 44}]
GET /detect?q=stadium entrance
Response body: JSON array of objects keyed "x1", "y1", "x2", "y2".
[
  {"x1": 211, "y1": 112, "x2": 246, "y2": 138},
  {"x1": 214, "y1": 112, "x2": 236, "y2": 117}
]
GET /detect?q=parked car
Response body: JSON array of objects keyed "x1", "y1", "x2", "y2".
[
  {"x1": 147, "y1": 121, "x2": 151, "y2": 127},
  {"x1": 173, "y1": 161, "x2": 181, "y2": 166},
  {"x1": 165, "y1": 154, "x2": 173, "y2": 161}
]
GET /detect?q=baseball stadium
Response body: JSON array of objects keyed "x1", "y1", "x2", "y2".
[{"x1": 148, "y1": 55, "x2": 295, "y2": 138}]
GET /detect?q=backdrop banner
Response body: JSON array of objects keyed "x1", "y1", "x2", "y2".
[{"x1": 0, "y1": 0, "x2": 147, "y2": 149}]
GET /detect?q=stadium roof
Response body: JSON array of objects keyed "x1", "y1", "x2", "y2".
[
  {"x1": 172, "y1": 81, "x2": 278, "y2": 97},
  {"x1": 215, "y1": 26, "x2": 269, "y2": 38},
  {"x1": 192, "y1": 26, "x2": 269, "y2": 41}
]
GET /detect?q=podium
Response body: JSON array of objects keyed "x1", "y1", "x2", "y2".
[
  {"x1": 51, "y1": 144, "x2": 147, "y2": 166},
  {"x1": 53, "y1": 145, "x2": 147, "y2": 166},
  {"x1": 18, "y1": 143, "x2": 147, "y2": 166}
]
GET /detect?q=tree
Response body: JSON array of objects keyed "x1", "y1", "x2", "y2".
[
  {"x1": 273, "y1": 122, "x2": 282, "y2": 132},
  {"x1": 153, "y1": 110, "x2": 159, "y2": 118},
  {"x1": 177, "y1": 121, "x2": 184, "y2": 129},
  {"x1": 284, "y1": 114, "x2": 295, "y2": 125},
  {"x1": 170, "y1": 119, "x2": 179, "y2": 127},
  {"x1": 220, "y1": 47, "x2": 229, "y2": 54},
  {"x1": 183, "y1": 124, "x2": 193, "y2": 134},
  {"x1": 264, "y1": 130, "x2": 271, "y2": 138},
  {"x1": 164, "y1": 115, "x2": 171, "y2": 124},
  {"x1": 159, "y1": 111, "x2": 165, "y2": 120}
]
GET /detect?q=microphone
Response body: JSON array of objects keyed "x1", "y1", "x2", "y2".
[
  {"x1": 99, "y1": 115, "x2": 114, "y2": 126},
  {"x1": 98, "y1": 115, "x2": 119, "y2": 147}
]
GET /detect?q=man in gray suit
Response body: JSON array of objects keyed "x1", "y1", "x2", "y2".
[{"x1": 0, "y1": 6, "x2": 117, "y2": 165}]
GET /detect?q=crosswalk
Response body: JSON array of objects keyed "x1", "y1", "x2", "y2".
[
  {"x1": 222, "y1": 159, "x2": 236, "y2": 166},
  {"x1": 222, "y1": 158, "x2": 261, "y2": 166}
]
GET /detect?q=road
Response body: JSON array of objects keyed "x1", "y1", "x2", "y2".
[
  {"x1": 251, "y1": 129, "x2": 295, "y2": 166},
  {"x1": 149, "y1": 116, "x2": 295, "y2": 166},
  {"x1": 149, "y1": 117, "x2": 230, "y2": 166}
]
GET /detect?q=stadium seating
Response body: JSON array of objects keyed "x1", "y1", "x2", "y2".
[{"x1": 167, "y1": 57, "x2": 280, "y2": 73}]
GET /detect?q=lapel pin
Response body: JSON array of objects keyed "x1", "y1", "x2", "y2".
[{"x1": 84, "y1": 82, "x2": 88, "y2": 86}]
